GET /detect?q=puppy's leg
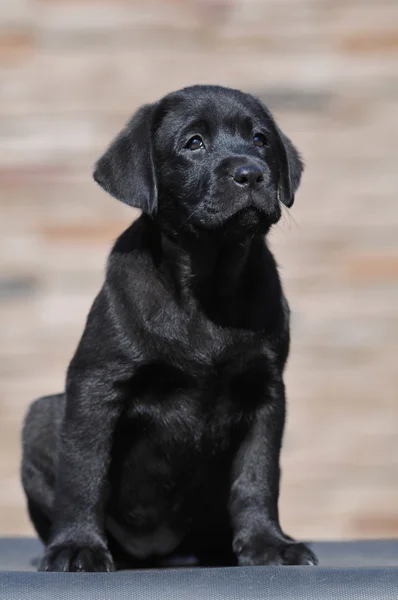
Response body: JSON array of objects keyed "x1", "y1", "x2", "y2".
[
  {"x1": 21, "y1": 394, "x2": 64, "y2": 541},
  {"x1": 37, "y1": 364, "x2": 125, "y2": 573},
  {"x1": 229, "y1": 381, "x2": 318, "y2": 566}
]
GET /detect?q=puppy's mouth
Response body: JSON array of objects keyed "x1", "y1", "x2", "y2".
[
  {"x1": 179, "y1": 193, "x2": 281, "y2": 235},
  {"x1": 226, "y1": 204, "x2": 268, "y2": 224},
  {"x1": 229, "y1": 196, "x2": 280, "y2": 221},
  {"x1": 214, "y1": 203, "x2": 279, "y2": 236},
  {"x1": 232, "y1": 204, "x2": 264, "y2": 218}
]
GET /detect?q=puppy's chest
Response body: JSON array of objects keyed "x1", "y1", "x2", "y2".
[
  {"x1": 148, "y1": 302, "x2": 262, "y2": 364},
  {"x1": 122, "y1": 322, "x2": 275, "y2": 468},
  {"x1": 132, "y1": 321, "x2": 272, "y2": 414}
]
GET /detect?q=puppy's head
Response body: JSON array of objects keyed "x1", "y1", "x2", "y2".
[{"x1": 94, "y1": 85, "x2": 303, "y2": 235}]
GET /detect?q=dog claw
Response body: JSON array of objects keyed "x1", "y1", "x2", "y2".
[
  {"x1": 238, "y1": 541, "x2": 318, "y2": 567},
  {"x1": 39, "y1": 544, "x2": 115, "y2": 572}
]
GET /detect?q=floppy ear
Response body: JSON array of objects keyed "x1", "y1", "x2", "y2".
[
  {"x1": 273, "y1": 126, "x2": 304, "y2": 208},
  {"x1": 93, "y1": 103, "x2": 158, "y2": 214}
]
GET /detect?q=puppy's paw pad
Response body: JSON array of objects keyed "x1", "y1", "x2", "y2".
[{"x1": 39, "y1": 544, "x2": 115, "y2": 572}]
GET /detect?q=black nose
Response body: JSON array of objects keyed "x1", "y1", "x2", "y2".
[{"x1": 232, "y1": 164, "x2": 264, "y2": 188}]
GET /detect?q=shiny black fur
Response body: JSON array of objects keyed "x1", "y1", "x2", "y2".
[{"x1": 21, "y1": 85, "x2": 318, "y2": 572}]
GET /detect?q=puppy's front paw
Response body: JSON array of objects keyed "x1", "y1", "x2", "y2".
[
  {"x1": 236, "y1": 540, "x2": 318, "y2": 566},
  {"x1": 39, "y1": 543, "x2": 115, "y2": 572}
]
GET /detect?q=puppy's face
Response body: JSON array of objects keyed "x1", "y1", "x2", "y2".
[{"x1": 94, "y1": 85, "x2": 303, "y2": 236}]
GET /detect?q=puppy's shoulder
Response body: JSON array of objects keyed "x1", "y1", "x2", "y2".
[
  {"x1": 106, "y1": 215, "x2": 159, "y2": 278},
  {"x1": 110, "y1": 214, "x2": 157, "y2": 258}
]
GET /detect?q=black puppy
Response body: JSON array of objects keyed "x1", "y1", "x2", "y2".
[{"x1": 21, "y1": 85, "x2": 318, "y2": 572}]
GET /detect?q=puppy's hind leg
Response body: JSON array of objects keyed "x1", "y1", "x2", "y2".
[{"x1": 21, "y1": 393, "x2": 65, "y2": 543}]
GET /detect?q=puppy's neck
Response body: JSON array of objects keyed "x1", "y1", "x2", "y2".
[{"x1": 160, "y1": 228, "x2": 257, "y2": 326}]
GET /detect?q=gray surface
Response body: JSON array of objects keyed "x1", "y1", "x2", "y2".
[
  {"x1": 1, "y1": 565, "x2": 398, "y2": 600},
  {"x1": 0, "y1": 539, "x2": 398, "y2": 600}
]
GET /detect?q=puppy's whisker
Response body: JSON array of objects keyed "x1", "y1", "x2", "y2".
[
  {"x1": 274, "y1": 223, "x2": 287, "y2": 238},
  {"x1": 280, "y1": 203, "x2": 299, "y2": 231},
  {"x1": 287, "y1": 208, "x2": 299, "y2": 230},
  {"x1": 181, "y1": 205, "x2": 202, "y2": 230},
  {"x1": 281, "y1": 207, "x2": 291, "y2": 232}
]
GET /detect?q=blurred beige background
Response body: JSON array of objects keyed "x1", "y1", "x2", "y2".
[{"x1": 1, "y1": 0, "x2": 398, "y2": 540}]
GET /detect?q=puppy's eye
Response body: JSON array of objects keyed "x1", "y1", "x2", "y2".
[
  {"x1": 186, "y1": 136, "x2": 205, "y2": 151},
  {"x1": 253, "y1": 133, "x2": 268, "y2": 148}
]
